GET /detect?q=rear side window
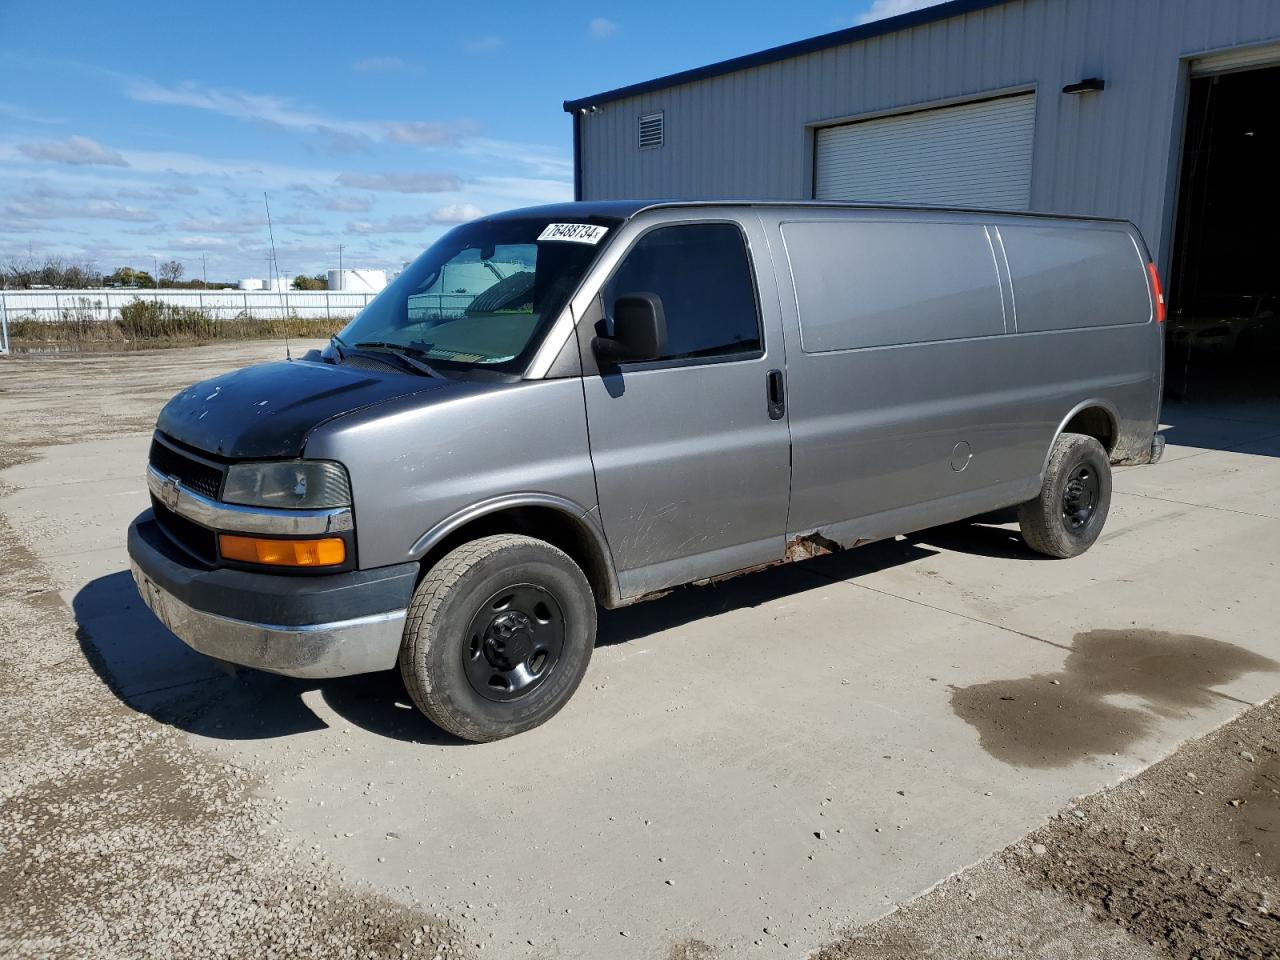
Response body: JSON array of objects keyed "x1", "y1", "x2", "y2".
[
  {"x1": 781, "y1": 220, "x2": 1005, "y2": 352},
  {"x1": 604, "y1": 222, "x2": 762, "y2": 362},
  {"x1": 1000, "y1": 225, "x2": 1151, "y2": 332}
]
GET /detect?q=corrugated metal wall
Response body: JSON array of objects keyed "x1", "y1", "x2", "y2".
[{"x1": 576, "y1": 0, "x2": 1280, "y2": 268}]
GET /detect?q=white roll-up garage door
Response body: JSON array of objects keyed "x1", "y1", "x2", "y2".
[{"x1": 814, "y1": 93, "x2": 1036, "y2": 210}]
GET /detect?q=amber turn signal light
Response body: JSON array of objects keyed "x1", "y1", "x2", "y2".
[{"x1": 218, "y1": 534, "x2": 346, "y2": 567}]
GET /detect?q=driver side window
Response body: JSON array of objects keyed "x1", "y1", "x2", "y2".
[{"x1": 604, "y1": 222, "x2": 762, "y2": 362}]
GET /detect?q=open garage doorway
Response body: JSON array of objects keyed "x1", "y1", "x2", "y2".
[{"x1": 1167, "y1": 62, "x2": 1280, "y2": 401}]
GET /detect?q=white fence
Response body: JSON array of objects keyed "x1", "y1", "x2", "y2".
[{"x1": 1, "y1": 289, "x2": 379, "y2": 323}]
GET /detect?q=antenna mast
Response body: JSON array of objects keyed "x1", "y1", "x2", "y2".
[{"x1": 264, "y1": 192, "x2": 291, "y2": 361}]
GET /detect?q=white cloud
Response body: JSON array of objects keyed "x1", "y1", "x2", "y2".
[
  {"x1": 588, "y1": 17, "x2": 618, "y2": 39},
  {"x1": 856, "y1": 0, "x2": 946, "y2": 25},
  {"x1": 430, "y1": 203, "x2": 485, "y2": 224},
  {"x1": 335, "y1": 171, "x2": 462, "y2": 193},
  {"x1": 119, "y1": 183, "x2": 199, "y2": 200},
  {"x1": 129, "y1": 80, "x2": 341, "y2": 132},
  {"x1": 383, "y1": 121, "x2": 468, "y2": 146},
  {"x1": 111, "y1": 75, "x2": 569, "y2": 177},
  {"x1": 179, "y1": 216, "x2": 263, "y2": 234},
  {"x1": 459, "y1": 138, "x2": 573, "y2": 178},
  {"x1": 174, "y1": 235, "x2": 235, "y2": 249},
  {"x1": 4, "y1": 195, "x2": 157, "y2": 222},
  {"x1": 351, "y1": 56, "x2": 412, "y2": 73},
  {"x1": 125, "y1": 79, "x2": 468, "y2": 151},
  {"x1": 325, "y1": 195, "x2": 372, "y2": 212},
  {"x1": 469, "y1": 175, "x2": 573, "y2": 204},
  {"x1": 346, "y1": 204, "x2": 485, "y2": 235},
  {"x1": 17, "y1": 136, "x2": 129, "y2": 167},
  {"x1": 0, "y1": 101, "x2": 64, "y2": 125},
  {"x1": 347, "y1": 215, "x2": 430, "y2": 235},
  {"x1": 110, "y1": 147, "x2": 341, "y2": 190},
  {"x1": 463, "y1": 35, "x2": 504, "y2": 52}
]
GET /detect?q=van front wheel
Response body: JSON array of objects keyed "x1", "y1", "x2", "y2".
[
  {"x1": 1018, "y1": 432, "x2": 1112, "y2": 558},
  {"x1": 399, "y1": 535, "x2": 596, "y2": 742}
]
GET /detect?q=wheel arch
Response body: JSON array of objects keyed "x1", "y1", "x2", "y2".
[
  {"x1": 1040, "y1": 399, "x2": 1122, "y2": 480},
  {"x1": 410, "y1": 495, "x2": 622, "y2": 608}
]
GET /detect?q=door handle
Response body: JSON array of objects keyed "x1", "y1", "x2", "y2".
[{"x1": 766, "y1": 368, "x2": 786, "y2": 421}]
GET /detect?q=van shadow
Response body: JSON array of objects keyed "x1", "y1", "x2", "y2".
[
  {"x1": 904, "y1": 509, "x2": 1050, "y2": 561},
  {"x1": 74, "y1": 571, "x2": 465, "y2": 747},
  {"x1": 77, "y1": 519, "x2": 1034, "y2": 745}
]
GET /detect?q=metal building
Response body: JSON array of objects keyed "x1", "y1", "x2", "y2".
[{"x1": 565, "y1": 0, "x2": 1280, "y2": 396}]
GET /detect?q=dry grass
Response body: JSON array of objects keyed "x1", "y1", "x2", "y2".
[{"x1": 9, "y1": 301, "x2": 347, "y2": 346}]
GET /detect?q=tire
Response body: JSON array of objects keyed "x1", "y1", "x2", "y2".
[
  {"x1": 399, "y1": 534, "x2": 596, "y2": 742},
  {"x1": 1018, "y1": 432, "x2": 1112, "y2": 559}
]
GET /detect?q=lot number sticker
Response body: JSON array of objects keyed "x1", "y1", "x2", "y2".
[{"x1": 538, "y1": 223, "x2": 609, "y2": 244}]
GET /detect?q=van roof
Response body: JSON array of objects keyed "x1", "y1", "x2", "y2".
[{"x1": 487, "y1": 200, "x2": 1132, "y2": 227}]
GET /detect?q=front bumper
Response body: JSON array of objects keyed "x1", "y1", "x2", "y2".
[{"x1": 127, "y1": 511, "x2": 418, "y2": 678}]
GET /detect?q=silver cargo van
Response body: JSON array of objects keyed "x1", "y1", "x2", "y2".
[{"x1": 128, "y1": 201, "x2": 1166, "y2": 741}]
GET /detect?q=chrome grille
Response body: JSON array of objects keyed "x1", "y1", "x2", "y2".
[{"x1": 148, "y1": 435, "x2": 224, "y2": 500}]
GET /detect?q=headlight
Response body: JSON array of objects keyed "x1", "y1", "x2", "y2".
[{"x1": 222, "y1": 460, "x2": 352, "y2": 510}]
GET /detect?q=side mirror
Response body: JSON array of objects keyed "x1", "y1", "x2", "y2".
[{"x1": 592, "y1": 293, "x2": 667, "y2": 364}]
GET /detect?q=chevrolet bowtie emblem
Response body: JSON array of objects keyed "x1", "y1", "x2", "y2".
[{"x1": 158, "y1": 474, "x2": 181, "y2": 511}]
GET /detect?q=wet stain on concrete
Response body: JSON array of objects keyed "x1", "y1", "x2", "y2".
[{"x1": 950, "y1": 629, "x2": 1278, "y2": 767}]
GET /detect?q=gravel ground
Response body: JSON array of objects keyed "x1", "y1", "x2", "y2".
[
  {"x1": 815, "y1": 696, "x2": 1280, "y2": 960},
  {"x1": 0, "y1": 344, "x2": 478, "y2": 959},
  {"x1": 0, "y1": 507, "x2": 474, "y2": 959}
]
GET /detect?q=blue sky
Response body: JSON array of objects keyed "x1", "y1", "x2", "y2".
[{"x1": 0, "y1": 0, "x2": 938, "y2": 281}]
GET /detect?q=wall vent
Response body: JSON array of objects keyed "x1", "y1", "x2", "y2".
[{"x1": 638, "y1": 112, "x2": 664, "y2": 150}]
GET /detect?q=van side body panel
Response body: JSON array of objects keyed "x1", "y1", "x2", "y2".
[
  {"x1": 304, "y1": 378, "x2": 601, "y2": 571},
  {"x1": 995, "y1": 219, "x2": 1162, "y2": 463},
  {"x1": 311, "y1": 204, "x2": 1159, "y2": 597},
  {"x1": 573, "y1": 209, "x2": 794, "y2": 600},
  {"x1": 760, "y1": 207, "x2": 1159, "y2": 548}
]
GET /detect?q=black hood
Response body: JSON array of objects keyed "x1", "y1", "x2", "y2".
[{"x1": 156, "y1": 359, "x2": 448, "y2": 458}]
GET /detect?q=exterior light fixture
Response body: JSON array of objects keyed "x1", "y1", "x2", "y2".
[{"x1": 1062, "y1": 78, "x2": 1106, "y2": 94}]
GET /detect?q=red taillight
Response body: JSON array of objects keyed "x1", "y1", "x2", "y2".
[{"x1": 1147, "y1": 262, "x2": 1166, "y2": 324}]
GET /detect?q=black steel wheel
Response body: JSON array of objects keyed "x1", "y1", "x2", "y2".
[
  {"x1": 1061, "y1": 463, "x2": 1101, "y2": 530},
  {"x1": 463, "y1": 584, "x2": 565, "y2": 702},
  {"x1": 399, "y1": 534, "x2": 596, "y2": 742},
  {"x1": 1019, "y1": 432, "x2": 1112, "y2": 558}
]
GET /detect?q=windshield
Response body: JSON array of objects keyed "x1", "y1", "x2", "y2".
[{"x1": 334, "y1": 216, "x2": 620, "y2": 375}]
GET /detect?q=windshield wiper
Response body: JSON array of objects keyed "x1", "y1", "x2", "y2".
[{"x1": 352, "y1": 341, "x2": 443, "y2": 378}]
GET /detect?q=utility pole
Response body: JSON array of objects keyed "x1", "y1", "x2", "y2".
[
  {"x1": 201, "y1": 253, "x2": 207, "y2": 285},
  {"x1": 338, "y1": 243, "x2": 344, "y2": 276},
  {"x1": 153, "y1": 255, "x2": 159, "y2": 288}
]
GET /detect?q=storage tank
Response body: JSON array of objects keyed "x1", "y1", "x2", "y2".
[
  {"x1": 326, "y1": 268, "x2": 388, "y2": 293},
  {"x1": 238, "y1": 278, "x2": 264, "y2": 291}
]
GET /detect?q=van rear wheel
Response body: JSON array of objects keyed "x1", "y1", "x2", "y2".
[
  {"x1": 399, "y1": 535, "x2": 596, "y2": 742},
  {"x1": 1018, "y1": 432, "x2": 1112, "y2": 558}
]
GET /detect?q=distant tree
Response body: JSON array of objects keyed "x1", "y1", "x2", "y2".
[
  {"x1": 2, "y1": 256, "x2": 100, "y2": 288},
  {"x1": 158, "y1": 260, "x2": 185, "y2": 287},
  {"x1": 106, "y1": 266, "x2": 155, "y2": 288},
  {"x1": 292, "y1": 273, "x2": 328, "y2": 291}
]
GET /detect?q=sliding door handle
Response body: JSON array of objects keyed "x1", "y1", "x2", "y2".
[{"x1": 766, "y1": 368, "x2": 786, "y2": 421}]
